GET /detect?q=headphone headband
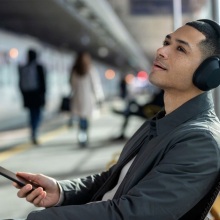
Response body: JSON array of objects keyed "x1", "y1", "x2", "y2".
[{"x1": 197, "y1": 19, "x2": 220, "y2": 38}]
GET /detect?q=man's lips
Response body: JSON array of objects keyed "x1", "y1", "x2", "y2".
[{"x1": 152, "y1": 60, "x2": 167, "y2": 71}]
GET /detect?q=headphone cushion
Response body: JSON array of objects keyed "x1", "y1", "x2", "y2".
[{"x1": 193, "y1": 56, "x2": 220, "y2": 91}]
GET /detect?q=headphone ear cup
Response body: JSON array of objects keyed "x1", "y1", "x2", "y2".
[{"x1": 193, "y1": 56, "x2": 220, "y2": 91}]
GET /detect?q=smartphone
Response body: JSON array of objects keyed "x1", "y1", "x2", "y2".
[{"x1": 0, "y1": 166, "x2": 39, "y2": 189}]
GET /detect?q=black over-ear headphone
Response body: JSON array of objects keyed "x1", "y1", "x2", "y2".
[{"x1": 193, "y1": 19, "x2": 220, "y2": 91}]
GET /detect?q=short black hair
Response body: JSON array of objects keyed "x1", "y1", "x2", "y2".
[{"x1": 186, "y1": 20, "x2": 220, "y2": 59}]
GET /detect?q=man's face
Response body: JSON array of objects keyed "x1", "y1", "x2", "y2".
[{"x1": 149, "y1": 25, "x2": 206, "y2": 93}]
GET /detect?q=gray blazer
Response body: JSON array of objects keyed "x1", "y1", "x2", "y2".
[{"x1": 27, "y1": 92, "x2": 220, "y2": 220}]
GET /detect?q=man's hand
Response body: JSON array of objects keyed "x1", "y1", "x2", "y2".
[{"x1": 13, "y1": 172, "x2": 60, "y2": 208}]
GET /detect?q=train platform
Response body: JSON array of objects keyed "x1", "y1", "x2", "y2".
[{"x1": 0, "y1": 104, "x2": 144, "y2": 219}]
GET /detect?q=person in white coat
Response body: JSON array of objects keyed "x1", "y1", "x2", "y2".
[{"x1": 69, "y1": 51, "x2": 96, "y2": 147}]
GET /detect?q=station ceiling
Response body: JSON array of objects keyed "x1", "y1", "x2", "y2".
[{"x1": 0, "y1": 0, "x2": 149, "y2": 71}]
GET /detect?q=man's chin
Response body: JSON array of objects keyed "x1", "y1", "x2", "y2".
[
  {"x1": 148, "y1": 74, "x2": 156, "y2": 84},
  {"x1": 148, "y1": 77, "x2": 163, "y2": 89}
]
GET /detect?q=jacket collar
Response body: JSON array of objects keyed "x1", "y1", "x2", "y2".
[{"x1": 154, "y1": 91, "x2": 214, "y2": 136}]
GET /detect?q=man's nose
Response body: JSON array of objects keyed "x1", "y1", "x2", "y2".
[{"x1": 157, "y1": 46, "x2": 168, "y2": 59}]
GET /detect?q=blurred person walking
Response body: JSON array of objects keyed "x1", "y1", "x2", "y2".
[
  {"x1": 69, "y1": 51, "x2": 98, "y2": 147},
  {"x1": 18, "y1": 49, "x2": 46, "y2": 145},
  {"x1": 113, "y1": 84, "x2": 164, "y2": 141}
]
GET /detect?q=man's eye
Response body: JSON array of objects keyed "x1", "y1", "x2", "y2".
[
  {"x1": 177, "y1": 46, "x2": 185, "y2": 53},
  {"x1": 163, "y1": 40, "x2": 169, "y2": 46}
]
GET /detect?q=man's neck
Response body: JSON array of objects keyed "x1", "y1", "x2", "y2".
[{"x1": 164, "y1": 89, "x2": 204, "y2": 115}]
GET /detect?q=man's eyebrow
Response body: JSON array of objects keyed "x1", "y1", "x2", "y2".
[{"x1": 165, "y1": 34, "x2": 192, "y2": 50}]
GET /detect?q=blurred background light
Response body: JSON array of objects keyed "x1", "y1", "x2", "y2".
[
  {"x1": 137, "y1": 71, "x2": 148, "y2": 81},
  {"x1": 105, "y1": 69, "x2": 115, "y2": 80},
  {"x1": 125, "y1": 73, "x2": 135, "y2": 84},
  {"x1": 9, "y1": 48, "x2": 19, "y2": 59}
]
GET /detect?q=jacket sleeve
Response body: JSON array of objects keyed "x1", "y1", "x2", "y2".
[
  {"x1": 57, "y1": 169, "x2": 112, "y2": 205},
  {"x1": 26, "y1": 130, "x2": 220, "y2": 220}
]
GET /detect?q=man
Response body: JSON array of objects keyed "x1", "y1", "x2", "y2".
[
  {"x1": 18, "y1": 49, "x2": 46, "y2": 145},
  {"x1": 14, "y1": 19, "x2": 220, "y2": 219}
]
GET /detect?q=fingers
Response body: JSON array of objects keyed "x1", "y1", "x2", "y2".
[
  {"x1": 32, "y1": 191, "x2": 47, "y2": 207},
  {"x1": 12, "y1": 182, "x2": 21, "y2": 189},
  {"x1": 17, "y1": 184, "x2": 46, "y2": 206},
  {"x1": 17, "y1": 184, "x2": 35, "y2": 198},
  {"x1": 14, "y1": 173, "x2": 59, "y2": 208},
  {"x1": 26, "y1": 187, "x2": 46, "y2": 207}
]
